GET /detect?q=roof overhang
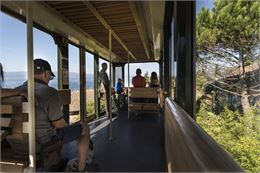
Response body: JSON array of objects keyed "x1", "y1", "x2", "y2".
[{"x1": 1, "y1": 1, "x2": 165, "y2": 63}]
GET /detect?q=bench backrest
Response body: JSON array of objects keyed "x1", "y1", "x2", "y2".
[
  {"x1": 1, "y1": 95, "x2": 29, "y2": 155},
  {"x1": 129, "y1": 87, "x2": 159, "y2": 99}
]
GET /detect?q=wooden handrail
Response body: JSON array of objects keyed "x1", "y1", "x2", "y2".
[{"x1": 164, "y1": 98, "x2": 244, "y2": 172}]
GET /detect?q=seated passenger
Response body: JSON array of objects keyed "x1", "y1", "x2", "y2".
[
  {"x1": 132, "y1": 68, "x2": 146, "y2": 87},
  {"x1": 15, "y1": 59, "x2": 90, "y2": 171},
  {"x1": 149, "y1": 72, "x2": 160, "y2": 88},
  {"x1": 115, "y1": 78, "x2": 124, "y2": 94}
]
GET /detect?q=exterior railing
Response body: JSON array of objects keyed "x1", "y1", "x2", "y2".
[{"x1": 164, "y1": 98, "x2": 244, "y2": 172}]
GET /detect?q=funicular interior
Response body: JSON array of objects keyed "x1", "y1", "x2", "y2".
[{"x1": 0, "y1": 1, "x2": 244, "y2": 172}]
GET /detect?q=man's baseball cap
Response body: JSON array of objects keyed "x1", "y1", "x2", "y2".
[{"x1": 34, "y1": 59, "x2": 55, "y2": 77}]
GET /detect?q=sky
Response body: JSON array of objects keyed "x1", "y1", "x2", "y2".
[
  {"x1": 196, "y1": 0, "x2": 214, "y2": 13},
  {"x1": 0, "y1": 0, "x2": 214, "y2": 76}
]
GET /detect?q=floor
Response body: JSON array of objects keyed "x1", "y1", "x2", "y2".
[{"x1": 89, "y1": 111, "x2": 166, "y2": 172}]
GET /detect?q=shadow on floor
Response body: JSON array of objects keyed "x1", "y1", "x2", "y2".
[{"x1": 90, "y1": 111, "x2": 166, "y2": 172}]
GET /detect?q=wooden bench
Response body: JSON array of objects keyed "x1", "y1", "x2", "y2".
[
  {"x1": 0, "y1": 89, "x2": 71, "y2": 171},
  {"x1": 1, "y1": 95, "x2": 29, "y2": 155},
  {"x1": 128, "y1": 87, "x2": 162, "y2": 117}
]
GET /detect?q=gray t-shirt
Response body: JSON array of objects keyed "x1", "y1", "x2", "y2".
[{"x1": 16, "y1": 79, "x2": 63, "y2": 144}]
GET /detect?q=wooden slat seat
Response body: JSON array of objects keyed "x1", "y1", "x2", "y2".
[
  {"x1": 128, "y1": 87, "x2": 162, "y2": 117},
  {"x1": 1, "y1": 117, "x2": 12, "y2": 128},
  {"x1": 1, "y1": 95, "x2": 29, "y2": 155}
]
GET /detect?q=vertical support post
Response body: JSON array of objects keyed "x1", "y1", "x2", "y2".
[
  {"x1": 94, "y1": 54, "x2": 100, "y2": 118},
  {"x1": 26, "y1": 2, "x2": 36, "y2": 171},
  {"x1": 159, "y1": 55, "x2": 164, "y2": 88},
  {"x1": 163, "y1": 2, "x2": 173, "y2": 99},
  {"x1": 122, "y1": 64, "x2": 125, "y2": 83},
  {"x1": 80, "y1": 48, "x2": 86, "y2": 122},
  {"x1": 108, "y1": 29, "x2": 113, "y2": 140},
  {"x1": 174, "y1": 1, "x2": 196, "y2": 118},
  {"x1": 58, "y1": 46, "x2": 63, "y2": 89},
  {"x1": 55, "y1": 36, "x2": 69, "y2": 123},
  {"x1": 127, "y1": 52, "x2": 130, "y2": 119},
  {"x1": 112, "y1": 64, "x2": 116, "y2": 87}
]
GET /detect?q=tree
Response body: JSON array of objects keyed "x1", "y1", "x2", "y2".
[
  {"x1": 197, "y1": 106, "x2": 260, "y2": 172},
  {"x1": 196, "y1": 0, "x2": 260, "y2": 113}
]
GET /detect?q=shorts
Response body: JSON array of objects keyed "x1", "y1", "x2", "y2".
[{"x1": 56, "y1": 122, "x2": 82, "y2": 144}]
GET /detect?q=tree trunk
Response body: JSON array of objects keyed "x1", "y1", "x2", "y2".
[
  {"x1": 241, "y1": 90, "x2": 250, "y2": 114},
  {"x1": 240, "y1": 50, "x2": 250, "y2": 114}
]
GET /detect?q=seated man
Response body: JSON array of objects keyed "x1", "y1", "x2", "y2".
[
  {"x1": 131, "y1": 68, "x2": 146, "y2": 104},
  {"x1": 15, "y1": 59, "x2": 90, "y2": 171},
  {"x1": 132, "y1": 68, "x2": 146, "y2": 87},
  {"x1": 115, "y1": 78, "x2": 124, "y2": 94}
]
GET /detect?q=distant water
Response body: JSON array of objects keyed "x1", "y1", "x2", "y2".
[{"x1": 2, "y1": 72, "x2": 94, "y2": 91}]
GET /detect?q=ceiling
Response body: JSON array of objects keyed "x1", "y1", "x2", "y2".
[
  {"x1": 1, "y1": 1, "x2": 165, "y2": 63},
  {"x1": 42, "y1": 1, "x2": 165, "y2": 63}
]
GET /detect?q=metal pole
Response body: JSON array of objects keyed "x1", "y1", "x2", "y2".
[
  {"x1": 26, "y1": 2, "x2": 36, "y2": 172},
  {"x1": 80, "y1": 48, "x2": 86, "y2": 122},
  {"x1": 127, "y1": 52, "x2": 130, "y2": 119},
  {"x1": 57, "y1": 47, "x2": 62, "y2": 89},
  {"x1": 94, "y1": 54, "x2": 100, "y2": 118},
  {"x1": 108, "y1": 29, "x2": 113, "y2": 140}
]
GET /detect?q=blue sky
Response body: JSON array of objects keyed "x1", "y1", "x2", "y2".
[
  {"x1": 196, "y1": 0, "x2": 214, "y2": 13},
  {"x1": 0, "y1": 0, "x2": 213, "y2": 76}
]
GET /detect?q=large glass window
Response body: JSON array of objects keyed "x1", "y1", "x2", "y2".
[
  {"x1": 0, "y1": 12, "x2": 27, "y2": 88},
  {"x1": 68, "y1": 44, "x2": 80, "y2": 123},
  {"x1": 124, "y1": 62, "x2": 159, "y2": 87},
  {"x1": 170, "y1": 17, "x2": 176, "y2": 98},
  {"x1": 195, "y1": 1, "x2": 260, "y2": 172},
  {"x1": 86, "y1": 52, "x2": 94, "y2": 116},
  {"x1": 33, "y1": 28, "x2": 57, "y2": 88},
  {"x1": 99, "y1": 58, "x2": 109, "y2": 113},
  {"x1": 115, "y1": 66, "x2": 123, "y2": 82}
]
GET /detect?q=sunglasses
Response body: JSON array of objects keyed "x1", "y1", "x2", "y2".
[{"x1": 46, "y1": 71, "x2": 54, "y2": 80}]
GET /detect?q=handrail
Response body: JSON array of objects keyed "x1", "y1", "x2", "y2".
[{"x1": 164, "y1": 98, "x2": 244, "y2": 172}]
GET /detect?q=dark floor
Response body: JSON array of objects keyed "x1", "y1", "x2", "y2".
[{"x1": 89, "y1": 111, "x2": 166, "y2": 172}]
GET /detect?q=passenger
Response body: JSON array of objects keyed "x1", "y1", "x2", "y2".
[
  {"x1": 15, "y1": 59, "x2": 90, "y2": 171},
  {"x1": 132, "y1": 68, "x2": 146, "y2": 87},
  {"x1": 115, "y1": 78, "x2": 124, "y2": 94},
  {"x1": 149, "y1": 72, "x2": 160, "y2": 88},
  {"x1": 99, "y1": 62, "x2": 117, "y2": 116}
]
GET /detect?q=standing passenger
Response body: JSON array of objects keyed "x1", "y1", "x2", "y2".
[
  {"x1": 16, "y1": 59, "x2": 90, "y2": 171},
  {"x1": 99, "y1": 62, "x2": 116, "y2": 116},
  {"x1": 132, "y1": 68, "x2": 146, "y2": 87}
]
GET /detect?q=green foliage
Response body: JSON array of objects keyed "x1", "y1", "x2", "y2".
[
  {"x1": 196, "y1": 0, "x2": 260, "y2": 65},
  {"x1": 196, "y1": 2, "x2": 260, "y2": 171},
  {"x1": 86, "y1": 101, "x2": 95, "y2": 115},
  {"x1": 197, "y1": 106, "x2": 260, "y2": 172},
  {"x1": 196, "y1": 72, "x2": 208, "y2": 95}
]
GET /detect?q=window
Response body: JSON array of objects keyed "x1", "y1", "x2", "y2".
[
  {"x1": 86, "y1": 52, "x2": 94, "y2": 116},
  {"x1": 0, "y1": 12, "x2": 27, "y2": 88},
  {"x1": 68, "y1": 44, "x2": 80, "y2": 123},
  {"x1": 99, "y1": 58, "x2": 109, "y2": 113},
  {"x1": 124, "y1": 62, "x2": 159, "y2": 87},
  {"x1": 33, "y1": 28, "x2": 57, "y2": 88}
]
